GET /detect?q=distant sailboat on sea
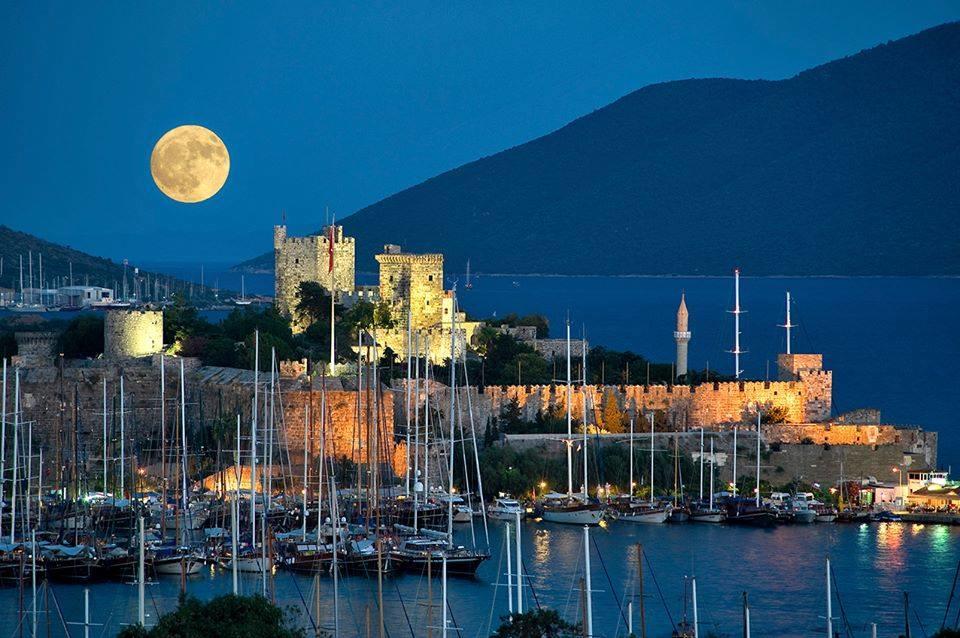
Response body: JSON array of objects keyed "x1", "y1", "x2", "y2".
[
  {"x1": 234, "y1": 275, "x2": 252, "y2": 306},
  {"x1": 465, "y1": 259, "x2": 473, "y2": 289}
]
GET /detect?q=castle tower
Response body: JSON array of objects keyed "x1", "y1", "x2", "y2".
[
  {"x1": 674, "y1": 293, "x2": 691, "y2": 379},
  {"x1": 374, "y1": 245, "x2": 444, "y2": 330},
  {"x1": 274, "y1": 224, "x2": 356, "y2": 333}
]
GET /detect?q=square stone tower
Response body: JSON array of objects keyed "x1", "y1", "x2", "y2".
[
  {"x1": 375, "y1": 245, "x2": 444, "y2": 330},
  {"x1": 274, "y1": 224, "x2": 356, "y2": 332},
  {"x1": 778, "y1": 353, "x2": 832, "y2": 421}
]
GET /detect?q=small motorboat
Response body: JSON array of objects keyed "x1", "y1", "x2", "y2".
[
  {"x1": 487, "y1": 496, "x2": 524, "y2": 521},
  {"x1": 539, "y1": 493, "x2": 604, "y2": 525},
  {"x1": 608, "y1": 498, "x2": 670, "y2": 524}
]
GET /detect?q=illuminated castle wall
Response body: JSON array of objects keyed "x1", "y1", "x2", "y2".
[{"x1": 104, "y1": 309, "x2": 163, "y2": 359}]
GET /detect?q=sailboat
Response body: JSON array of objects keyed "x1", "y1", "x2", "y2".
[
  {"x1": 233, "y1": 275, "x2": 252, "y2": 306},
  {"x1": 464, "y1": 260, "x2": 473, "y2": 289},
  {"x1": 609, "y1": 413, "x2": 669, "y2": 523},
  {"x1": 690, "y1": 431, "x2": 723, "y2": 523},
  {"x1": 541, "y1": 322, "x2": 603, "y2": 525}
]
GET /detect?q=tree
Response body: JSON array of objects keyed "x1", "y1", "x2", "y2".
[
  {"x1": 116, "y1": 594, "x2": 305, "y2": 638},
  {"x1": 761, "y1": 405, "x2": 789, "y2": 424},
  {"x1": 600, "y1": 388, "x2": 624, "y2": 433},
  {"x1": 163, "y1": 294, "x2": 208, "y2": 344},
  {"x1": 294, "y1": 281, "x2": 330, "y2": 326},
  {"x1": 491, "y1": 609, "x2": 579, "y2": 637},
  {"x1": 57, "y1": 314, "x2": 104, "y2": 359}
]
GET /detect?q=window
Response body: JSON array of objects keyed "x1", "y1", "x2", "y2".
[{"x1": 428, "y1": 275, "x2": 433, "y2": 281}]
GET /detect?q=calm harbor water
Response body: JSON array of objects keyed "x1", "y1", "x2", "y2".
[{"x1": 3, "y1": 520, "x2": 958, "y2": 637}]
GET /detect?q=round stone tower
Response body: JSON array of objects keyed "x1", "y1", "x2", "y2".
[
  {"x1": 674, "y1": 293, "x2": 691, "y2": 379},
  {"x1": 104, "y1": 309, "x2": 164, "y2": 359}
]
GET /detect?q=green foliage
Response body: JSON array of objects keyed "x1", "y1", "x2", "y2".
[
  {"x1": 116, "y1": 594, "x2": 305, "y2": 638},
  {"x1": 586, "y1": 346, "x2": 675, "y2": 385},
  {"x1": 294, "y1": 281, "x2": 330, "y2": 326},
  {"x1": 57, "y1": 314, "x2": 104, "y2": 359},
  {"x1": 491, "y1": 608, "x2": 579, "y2": 636},
  {"x1": 0, "y1": 330, "x2": 15, "y2": 359},
  {"x1": 164, "y1": 295, "x2": 210, "y2": 344},
  {"x1": 761, "y1": 405, "x2": 789, "y2": 424},
  {"x1": 473, "y1": 328, "x2": 552, "y2": 386}
]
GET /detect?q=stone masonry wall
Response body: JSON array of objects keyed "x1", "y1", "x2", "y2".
[
  {"x1": 375, "y1": 250, "x2": 444, "y2": 330},
  {"x1": 404, "y1": 379, "x2": 832, "y2": 432},
  {"x1": 104, "y1": 309, "x2": 163, "y2": 359}
]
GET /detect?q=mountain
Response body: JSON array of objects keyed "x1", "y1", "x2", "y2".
[
  {"x1": 238, "y1": 22, "x2": 960, "y2": 276},
  {"x1": 0, "y1": 225, "x2": 207, "y2": 297}
]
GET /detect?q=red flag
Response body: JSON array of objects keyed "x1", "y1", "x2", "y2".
[{"x1": 328, "y1": 225, "x2": 335, "y2": 273}]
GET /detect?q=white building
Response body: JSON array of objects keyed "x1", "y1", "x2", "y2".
[{"x1": 58, "y1": 285, "x2": 114, "y2": 308}]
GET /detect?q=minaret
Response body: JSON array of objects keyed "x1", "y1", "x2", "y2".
[{"x1": 674, "y1": 293, "x2": 691, "y2": 380}]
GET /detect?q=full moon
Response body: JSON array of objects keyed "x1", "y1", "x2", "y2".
[{"x1": 150, "y1": 125, "x2": 230, "y2": 203}]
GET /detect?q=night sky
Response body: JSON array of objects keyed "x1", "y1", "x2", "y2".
[{"x1": 3, "y1": 2, "x2": 959, "y2": 263}]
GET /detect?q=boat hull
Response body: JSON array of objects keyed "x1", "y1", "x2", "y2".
[
  {"x1": 154, "y1": 557, "x2": 204, "y2": 575},
  {"x1": 689, "y1": 511, "x2": 724, "y2": 524},
  {"x1": 541, "y1": 506, "x2": 604, "y2": 525},
  {"x1": 612, "y1": 508, "x2": 669, "y2": 524}
]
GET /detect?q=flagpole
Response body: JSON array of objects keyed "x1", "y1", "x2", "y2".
[{"x1": 329, "y1": 212, "x2": 336, "y2": 376}]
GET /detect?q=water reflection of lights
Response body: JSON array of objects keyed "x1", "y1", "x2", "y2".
[
  {"x1": 930, "y1": 524, "x2": 950, "y2": 554},
  {"x1": 911, "y1": 524, "x2": 926, "y2": 535},
  {"x1": 533, "y1": 527, "x2": 551, "y2": 563}
]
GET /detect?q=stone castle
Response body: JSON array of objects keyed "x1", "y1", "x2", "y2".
[
  {"x1": 274, "y1": 224, "x2": 355, "y2": 331},
  {"x1": 274, "y1": 225, "x2": 481, "y2": 362}
]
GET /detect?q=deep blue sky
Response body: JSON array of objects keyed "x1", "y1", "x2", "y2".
[{"x1": 3, "y1": 3, "x2": 959, "y2": 264}]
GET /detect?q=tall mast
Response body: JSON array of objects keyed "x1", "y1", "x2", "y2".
[
  {"x1": 565, "y1": 320, "x2": 573, "y2": 496},
  {"x1": 251, "y1": 330, "x2": 259, "y2": 549},
  {"x1": 102, "y1": 378, "x2": 107, "y2": 496},
  {"x1": 328, "y1": 215, "x2": 336, "y2": 375},
  {"x1": 120, "y1": 375, "x2": 125, "y2": 498},
  {"x1": 826, "y1": 557, "x2": 833, "y2": 638},
  {"x1": 447, "y1": 288, "x2": 457, "y2": 548},
  {"x1": 10, "y1": 368, "x2": 19, "y2": 543},
  {"x1": 583, "y1": 526, "x2": 593, "y2": 637},
  {"x1": 755, "y1": 409, "x2": 762, "y2": 507},
  {"x1": 648, "y1": 412, "x2": 655, "y2": 504},
  {"x1": 581, "y1": 332, "x2": 588, "y2": 498},
  {"x1": 405, "y1": 308, "x2": 412, "y2": 496},
  {"x1": 423, "y1": 335, "x2": 431, "y2": 502},
  {"x1": 709, "y1": 438, "x2": 715, "y2": 510},
  {"x1": 628, "y1": 417, "x2": 634, "y2": 497},
  {"x1": 159, "y1": 356, "x2": 166, "y2": 535},
  {"x1": 732, "y1": 425, "x2": 738, "y2": 497},
  {"x1": 413, "y1": 331, "x2": 421, "y2": 528},
  {"x1": 179, "y1": 360, "x2": 188, "y2": 541},
  {"x1": 728, "y1": 268, "x2": 745, "y2": 379},
  {"x1": 0, "y1": 359, "x2": 6, "y2": 541},
  {"x1": 779, "y1": 291, "x2": 796, "y2": 355},
  {"x1": 699, "y1": 428, "x2": 704, "y2": 501}
]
